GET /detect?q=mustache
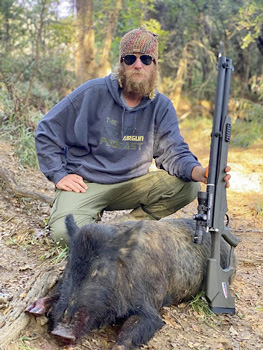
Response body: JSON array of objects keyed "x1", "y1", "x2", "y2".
[
  {"x1": 114, "y1": 62, "x2": 159, "y2": 98},
  {"x1": 126, "y1": 70, "x2": 147, "y2": 77}
]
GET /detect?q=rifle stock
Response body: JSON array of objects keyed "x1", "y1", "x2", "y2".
[{"x1": 193, "y1": 55, "x2": 240, "y2": 314}]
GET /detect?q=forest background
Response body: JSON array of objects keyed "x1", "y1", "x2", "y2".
[{"x1": 0, "y1": 0, "x2": 263, "y2": 167}]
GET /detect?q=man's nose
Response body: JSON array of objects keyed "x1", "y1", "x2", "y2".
[{"x1": 133, "y1": 56, "x2": 143, "y2": 69}]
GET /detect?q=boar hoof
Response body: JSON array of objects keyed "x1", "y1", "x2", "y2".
[
  {"x1": 51, "y1": 324, "x2": 76, "y2": 345},
  {"x1": 25, "y1": 298, "x2": 47, "y2": 316}
]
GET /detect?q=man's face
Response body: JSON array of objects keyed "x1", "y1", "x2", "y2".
[
  {"x1": 123, "y1": 54, "x2": 155, "y2": 81},
  {"x1": 118, "y1": 54, "x2": 159, "y2": 97}
]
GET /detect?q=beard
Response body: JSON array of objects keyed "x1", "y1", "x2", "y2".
[{"x1": 114, "y1": 63, "x2": 159, "y2": 98}]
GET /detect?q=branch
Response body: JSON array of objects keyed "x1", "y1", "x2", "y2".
[
  {"x1": 0, "y1": 264, "x2": 62, "y2": 348},
  {"x1": 0, "y1": 166, "x2": 53, "y2": 205}
]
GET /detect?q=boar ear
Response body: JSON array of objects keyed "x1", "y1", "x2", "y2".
[
  {"x1": 114, "y1": 221, "x2": 143, "y2": 259},
  {"x1": 65, "y1": 214, "x2": 79, "y2": 237}
]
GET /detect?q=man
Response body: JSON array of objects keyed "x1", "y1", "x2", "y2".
[{"x1": 35, "y1": 27, "x2": 230, "y2": 246}]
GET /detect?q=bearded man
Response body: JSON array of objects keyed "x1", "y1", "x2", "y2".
[{"x1": 35, "y1": 27, "x2": 230, "y2": 246}]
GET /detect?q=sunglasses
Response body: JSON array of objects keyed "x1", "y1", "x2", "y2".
[{"x1": 121, "y1": 54, "x2": 154, "y2": 66}]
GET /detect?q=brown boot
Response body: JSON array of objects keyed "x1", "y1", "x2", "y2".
[
  {"x1": 103, "y1": 207, "x2": 156, "y2": 224},
  {"x1": 129, "y1": 207, "x2": 156, "y2": 220}
]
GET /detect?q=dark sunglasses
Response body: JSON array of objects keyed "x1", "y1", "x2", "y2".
[{"x1": 121, "y1": 54, "x2": 154, "y2": 66}]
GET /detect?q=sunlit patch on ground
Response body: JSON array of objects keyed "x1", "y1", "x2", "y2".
[{"x1": 229, "y1": 163, "x2": 262, "y2": 193}]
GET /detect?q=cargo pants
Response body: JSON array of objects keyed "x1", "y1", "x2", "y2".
[{"x1": 49, "y1": 170, "x2": 200, "y2": 246}]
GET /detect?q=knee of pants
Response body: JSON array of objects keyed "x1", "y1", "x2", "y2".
[
  {"x1": 49, "y1": 214, "x2": 96, "y2": 247},
  {"x1": 183, "y1": 181, "x2": 201, "y2": 205},
  {"x1": 49, "y1": 218, "x2": 70, "y2": 247}
]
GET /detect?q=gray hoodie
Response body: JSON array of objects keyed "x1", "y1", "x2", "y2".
[{"x1": 35, "y1": 74, "x2": 200, "y2": 185}]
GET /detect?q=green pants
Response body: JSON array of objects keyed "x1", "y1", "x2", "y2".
[{"x1": 49, "y1": 170, "x2": 200, "y2": 245}]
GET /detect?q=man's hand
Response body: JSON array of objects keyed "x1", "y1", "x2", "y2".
[
  {"x1": 56, "y1": 174, "x2": 88, "y2": 193},
  {"x1": 223, "y1": 165, "x2": 231, "y2": 188},
  {"x1": 191, "y1": 165, "x2": 231, "y2": 188}
]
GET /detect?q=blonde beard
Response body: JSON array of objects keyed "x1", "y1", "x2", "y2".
[{"x1": 114, "y1": 63, "x2": 159, "y2": 99}]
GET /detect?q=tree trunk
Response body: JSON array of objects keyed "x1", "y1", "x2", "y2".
[
  {"x1": 75, "y1": 0, "x2": 123, "y2": 84},
  {"x1": 75, "y1": 0, "x2": 97, "y2": 85},
  {"x1": 97, "y1": 0, "x2": 123, "y2": 77},
  {"x1": 171, "y1": 40, "x2": 215, "y2": 111},
  {"x1": 171, "y1": 45, "x2": 188, "y2": 111}
]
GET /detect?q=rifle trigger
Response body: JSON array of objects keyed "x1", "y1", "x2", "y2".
[{"x1": 225, "y1": 214, "x2": 230, "y2": 226}]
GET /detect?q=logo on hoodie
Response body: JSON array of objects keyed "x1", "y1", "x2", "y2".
[
  {"x1": 100, "y1": 116, "x2": 144, "y2": 150},
  {"x1": 100, "y1": 137, "x2": 143, "y2": 150},
  {"x1": 122, "y1": 135, "x2": 144, "y2": 141}
]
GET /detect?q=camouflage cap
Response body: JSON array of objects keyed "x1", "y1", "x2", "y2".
[{"x1": 120, "y1": 27, "x2": 158, "y2": 62}]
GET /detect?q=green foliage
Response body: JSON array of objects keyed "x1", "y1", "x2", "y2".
[
  {"x1": 1, "y1": 0, "x2": 263, "y2": 157},
  {"x1": 0, "y1": 84, "x2": 14, "y2": 118},
  {"x1": 0, "y1": 108, "x2": 41, "y2": 168},
  {"x1": 0, "y1": 0, "x2": 75, "y2": 117},
  {"x1": 231, "y1": 102, "x2": 263, "y2": 147},
  {"x1": 39, "y1": 245, "x2": 69, "y2": 264},
  {"x1": 188, "y1": 291, "x2": 215, "y2": 325},
  {"x1": 255, "y1": 199, "x2": 263, "y2": 217},
  {"x1": 14, "y1": 126, "x2": 39, "y2": 168},
  {"x1": 249, "y1": 76, "x2": 263, "y2": 101},
  {"x1": 19, "y1": 336, "x2": 40, "y2": 350},
  {"x1": 142, "y1": 19, "x2": 169, "y2": 59},
  {"x1": 111, "y1": 0, "x2": 163, "y2": 63},
  {"x1": 236, "y1": 2, "x2": 263, "y2": 49},
  {"x1": 180, "y1": 115, "x2": 212, "y2": 148},
  {"x1": 119, "y1": 0, "x2": 156, "y2": 29}
]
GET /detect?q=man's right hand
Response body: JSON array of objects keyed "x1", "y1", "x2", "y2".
[{"x1": 56, "y1": 174, "x2": 88, "y2": 193}]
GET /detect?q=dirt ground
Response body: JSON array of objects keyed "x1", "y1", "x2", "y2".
[{"x1": 0, "y1": 125, "x2": 262, "y2": 350}]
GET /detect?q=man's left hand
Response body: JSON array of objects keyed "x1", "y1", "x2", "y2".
[{"x1": 191, "y1": 165, "x2": 231, "y2": 187}]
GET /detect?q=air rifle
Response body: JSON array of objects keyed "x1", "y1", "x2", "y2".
[{"x1": 193, "y1": 53, "x2": 240, "y2": 314}]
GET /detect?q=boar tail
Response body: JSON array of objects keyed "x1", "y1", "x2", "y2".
[{"x1": 65, "y1": 214, "x2": 79, "y2": 237}]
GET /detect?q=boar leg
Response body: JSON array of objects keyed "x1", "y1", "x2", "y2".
[
  {"x1": 51, "y1": 308, "x2": 89, "y2": 345},
  {"x1": 116, "y1": 310, "x2": 164, "y2": 350},
  {"x1": 51, "y1": 323, "x2": 76, "y2": 345}
]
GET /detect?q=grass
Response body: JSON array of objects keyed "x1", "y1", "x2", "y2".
[
  {"x1": 255, "y1": 199, "x2": 263, "y2": 217},
  {"x1": 231, "y1": 102, "x2": 263, "y2": 148},
  {"x1": 14, "y1": 126, "x2": 38, "y2": 168},
  {"x1": 0, "y1": 115, "x2": 40, "y2": 168},
  {"x1": 39, "y1": 245, "x2": 69, "y2": 264},
  {"x1": 179, "y1": 101, "x2": 263, "y2": 149},
  {"x1": 187, "y1": 291, "x2": 215, "y2": 325},
  {"x1": 180, "y1": 115, "x2": 212, "y2": 148},
  {"x1": 18, "y1": 336, "x2": 40, "y2": 350}
]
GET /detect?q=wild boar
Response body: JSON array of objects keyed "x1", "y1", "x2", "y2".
[{"x1": 26, "y1": 214, "x2": 233, "y2": 349}]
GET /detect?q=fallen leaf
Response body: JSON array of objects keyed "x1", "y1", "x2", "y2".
[
  {"x1": 191, "y1": 324, "x2": 200, "y2": 332},
  {"x1": 3, "y1": 305, "x2": 13, "y2": 314}
]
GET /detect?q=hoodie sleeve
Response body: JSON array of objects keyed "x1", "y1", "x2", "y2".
[
  {"x1": 153, "y1": 101, "x2": 201, "y2": 182},
  {"x1": 35, "y1": 96, "x2": 76, "y2": 185}
]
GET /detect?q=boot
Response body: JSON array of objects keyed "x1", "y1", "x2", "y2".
[
  {"x1": 129, "y1": 206, "x2": 156, "y2": 220},
  {"x1": 104, "y1": 207, "x2": 156, "y2": 224}
]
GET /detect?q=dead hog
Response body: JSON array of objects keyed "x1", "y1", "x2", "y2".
[{"x1": 26, "y1": 215, "x2": 232, "y2": 349}]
